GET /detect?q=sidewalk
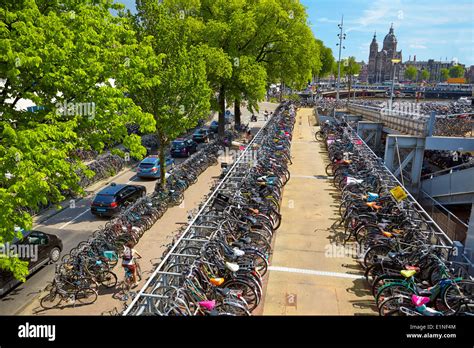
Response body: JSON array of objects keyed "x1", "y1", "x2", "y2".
[
  {"x1": 261, "y1": 108, "x2": 376, "y2": 315},
  {"x1": 20, "y1": 163, "x2": 222, "y2": 315}
]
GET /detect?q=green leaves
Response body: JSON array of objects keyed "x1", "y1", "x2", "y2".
[
  {"x1": 405, "y1": 65, "x2": 418, "y2": 81},
  {"x1": 0, "y1": 0, "x2": 154, "y2": 280},
  {"x1": 449, "y1": 65, "x2": 464, "y2": 78}
]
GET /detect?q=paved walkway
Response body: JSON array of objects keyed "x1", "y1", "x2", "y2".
[{"x1": 262, "y1": 108, "x2": 376, "y2": 315}]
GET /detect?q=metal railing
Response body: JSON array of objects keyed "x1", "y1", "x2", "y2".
[
  {"x1": 333, "y1": 111, "x2": 473, "y2": 272},
  {"x1": 419, "y1": 190, "x2": 468, "y2": 243},
  {"x1": 347, "y1": 103, "x2": 429, "y2": 136},
  {"x1": 336, "y1": 112, "x2": 452, "y2": 247},
  {"x1": 123, "y1": 105, "x2": 285, "y2": 315},
  {"x1": 421, "y1": 161, "x2": 474, "y2": 180}
]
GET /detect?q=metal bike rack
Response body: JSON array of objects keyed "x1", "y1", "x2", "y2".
[
  {"x1": 123, "y1": 105, "x2": 287, "y2": 315},
  {"x1": 335, "y1": 113, "x2": 473, "y2": 274}
]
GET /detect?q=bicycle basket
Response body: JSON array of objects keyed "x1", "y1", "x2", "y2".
[{"x1": 212, "y1": 193, "x2": 231, "y2": 212}]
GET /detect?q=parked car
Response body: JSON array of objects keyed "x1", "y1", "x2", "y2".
[
  {"x1": 170, "y1": 138, "x2": 198, "y2": 158},
  {"x1": 137, "y1": 155, "x2": 174, "y2": 179},
  {"x1": 90, "y1": 183, "x2": 146, "y2": 217},
  {"x1": 192, "y1": 128, "x2": 211, "y2": 143},
  {"x1": 209, "y1": 120, "x2": 219, "y2": 133},
  {"x1": 0, "y1": 229, "x2": 63, "y2": 297}
]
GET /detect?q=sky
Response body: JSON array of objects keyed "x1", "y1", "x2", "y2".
[
  {"x1": 117, "y1": 0, "x2": 474, "y2": 66},
  {"x1": 302, "y1": 0, "x2": 474, "y2": 66}
]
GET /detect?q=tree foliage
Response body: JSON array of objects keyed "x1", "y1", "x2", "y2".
[
  {"x1": 449, "y1": 65, "x2": 465, "y2": 78},
  {"x1": 440, "y1": 68, "x2": 449, "y2": 82},
  {"x1": 404, "y1": 65, "x2": 418, "y2": 81},
  {"x1": 421, "y1": 69, "x2": 430, "y2": 81},
  {"x1": 0, "y1": 0, "x2": 155, "y2": 279}
]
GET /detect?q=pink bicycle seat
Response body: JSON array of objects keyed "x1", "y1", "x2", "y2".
[
  {"x1": 199, "y1": 300, "x2": 216, "y2": 311},
  {"x1": 411, "y1": 295, "x2": 430, "y2": 306}
]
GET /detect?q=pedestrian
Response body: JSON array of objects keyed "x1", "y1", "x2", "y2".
[
  {"x1": 246, "y1": 129, "x2": 252, "y2": 142},
  {"x1": 122, "y1": 241, "x2": 142, "y2": 287}
]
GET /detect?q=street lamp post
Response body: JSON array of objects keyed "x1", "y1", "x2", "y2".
[
  {"x1": 390, "y1": 58, "x2": 401, "y2": 108},
  {"x1": 336, "y1": 15, "x2": 346, "y2": 101},
  {"x1": 378, "y1": 50, "x2": 387, "y2": 83}
]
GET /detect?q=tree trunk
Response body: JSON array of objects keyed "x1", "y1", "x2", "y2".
[
  {"x1": 234, "y1": 98, "x2": 241, "y2": 126},
  {"x1": 218, "y1": 84, "x2": 226, "y2": 137},
  {"x1": 158, "y1": 134, "x2": 167, "y2": 188}
]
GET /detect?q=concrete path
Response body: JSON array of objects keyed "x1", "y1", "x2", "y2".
[{"x1": 262, "y1": 108, "x2": 376, "y2": 315}]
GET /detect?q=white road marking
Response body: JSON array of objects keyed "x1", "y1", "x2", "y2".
[
  {"x1": 59, "y1": 209, "x2": 90, "y2": 229},
  {"x1": 268, "y1": 266, "x2": 364, "y2": 280},
  {"x1": 291, "y1": 175, "x2": 333, "y2": 179}
]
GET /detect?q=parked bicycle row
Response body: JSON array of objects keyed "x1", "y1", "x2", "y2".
[
  {"x1": 123, "y1": 102, "x2": 296, "y2": 316},
  {"x1": 39, "y1": 140, "x2": 223, "y2": 309},
  {"x1": 316, "y1": 116, "x2": 473, "y2": 317}
]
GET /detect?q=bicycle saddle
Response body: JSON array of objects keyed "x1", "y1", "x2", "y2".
[
  {"x1": 199, "y1": 300, "x2": 216, "y2": 311},
  {"x1": 412, "y1": 295, "x2": 430, "y2": 306},
  {"x1": 400, "y1": 269, "x2": 417, "y2": 278},
  {"x1": 366, "y1": 202, "x2": 382, "y2": 209},
  {"x1": 225, "y1": 262, "x2": 240, "y2": 272},
  {"x1": 233, "y1": 247, "x2": 245, "y2": 257},
  {"x1": 210, "y1": 278, "x2": 225, "y2": 286},
  {"x1": 367, "y1": 192, "x2": 379, "y2": 202}
]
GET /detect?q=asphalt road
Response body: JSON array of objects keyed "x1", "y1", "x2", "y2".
[{"x1": 0, "y1": 102, "x2": 278, "y2": 315}]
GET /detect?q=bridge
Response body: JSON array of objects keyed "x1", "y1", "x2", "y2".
[{"x1": 301, "y1": 85, "x2": 474, "y2": 100}]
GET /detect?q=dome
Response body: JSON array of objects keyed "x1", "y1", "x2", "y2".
[{"x1": 383, "y1": 26, "x2": 397, "y2": 47}]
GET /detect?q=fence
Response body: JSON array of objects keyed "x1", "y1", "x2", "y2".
[{"x1": 347, "y1": 103, "x2": 429, "y2": 136}]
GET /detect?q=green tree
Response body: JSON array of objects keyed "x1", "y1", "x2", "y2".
[
  {"x1": 316, "y1": 39, "x2": 335, "y2": 78},
  {"x1": 421, "y1": 69, "x2": 430, "y2": 81},
  {"x1": 343, "y1": 57, "x2": 361, "y2": 101},
  {"x1": 164, "y1": 0, "x2": 321, "y2": 131},
  {"x1": 0, "y1": 0, "x2": 155, "y2": 280},
  {"x1": 449, "y1": 65, "x2": 465, "y2": 78},
  {"x1": 440, "y1": 68, "x2": 449, "y2": 82},
  {"x1": 404, "y1": 65, "x2": 418, "y2": 81},
  {"x1": 129, "y1": 1, "x2": 211, "y2": 186}
]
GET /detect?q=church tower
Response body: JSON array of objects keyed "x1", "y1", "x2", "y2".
[{"x1": 368, "y1": 32, "x2": 378, "y2": 83}]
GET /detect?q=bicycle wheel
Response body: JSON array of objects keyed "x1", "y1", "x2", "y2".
[
  {"x1": 442, "y1": 280, "x2": 474, "y2": 314},
  {"x1": 99, "y1": 271, "x2": 118, "y2": 288},
  {"x1": 362, "y1": 244, "x2": 392, "y2": 269},
  {"x1": 315, "y1": 131, "x2": 325, "y2": 142},
  {"x1": 372, "y1": 274, "x2": 405, "y2": 297},
  {"x1": 223, "y1": 279, "x2": 260, "y2": 312},
  {"x1": 215, "y1": 301, "x2": 250, "y2": 316},
  {"x1": 40, "y1": 292, "x2": 63, "y2": 310},
  {"x1": 378, "y1": 295, "x2": 413, "y2": 316},
  {"x1": 241, "y1": 249, "x2": 268, "y2": 276},
  {"x1": 376, "y1": 283, "x2": 415, "y2": 307},
  {"x1": 74, "y1": 288, "x2": 98, "y2": 306}
]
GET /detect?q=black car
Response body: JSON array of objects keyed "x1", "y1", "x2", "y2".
[
  {"x1": 91, "y1": 183, "x2": 146, "y2": 217},
  {"x1": 192, "y1": 128, "x2": 211, "y2": 143},
  {"x1": 170, "y1": 138, "x2": 198, "y2": 157},
  {"x1": 0, "y1": 229, "x2": 63, "y2": 296}
]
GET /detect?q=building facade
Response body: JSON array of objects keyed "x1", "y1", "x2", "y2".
[
  {"x1": 404, "y1": 59, "x2": 462, "y2": 83},
  {"x1": 368, "y1": 25, "x2": 402, "y2": 84}
]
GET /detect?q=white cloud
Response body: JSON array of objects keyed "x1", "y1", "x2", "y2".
[{"x1": 409, "y1": 44, "x2": 427, "y2": 49}]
